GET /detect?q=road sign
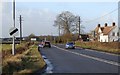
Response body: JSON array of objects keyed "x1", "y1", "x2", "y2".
[{"x1": 9, "y1": 27, "x2": 18, "y2": 36}]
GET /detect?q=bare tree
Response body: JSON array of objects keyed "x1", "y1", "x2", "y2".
[{"x1": 54, "y1": 11, "x2": 80, "y2": 35}]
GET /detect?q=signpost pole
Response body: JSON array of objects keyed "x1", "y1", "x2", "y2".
[
  {"x1": 12, "y1": 37, "x2": 15, "y2": 55},
  {"x1": 12, "y1": 0, "x2": 15, "y2": 55}
]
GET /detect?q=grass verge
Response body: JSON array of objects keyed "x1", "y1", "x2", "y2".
[
  {"x1": 75, "y1": 41, "x2": 120, "y2": 54},
  {"x1": 2, "y1": 45, "x2": 46, "y2": 75}
]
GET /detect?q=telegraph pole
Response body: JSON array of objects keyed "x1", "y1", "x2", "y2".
[
  {"x1": 58, "y1": 25, "x2": 61, "y2": 42},
  {"x1": 59, "y1": 25, "x2": 60, "y2": 36},
  {"x1": 19, "y1": 15, "x2": 23, "y2": 43},
  {"x1": 78, "y1": 16, "x2": 81, "y2": 39},
  {"x1": 12, "y1": 0, "x2": 15, "y2": 55}
]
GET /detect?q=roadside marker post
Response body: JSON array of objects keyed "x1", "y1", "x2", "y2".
[
  {"x1": 9, "y1": 27, "x2": 18, "y2": 55},
  {"x1": 10, "y1": 0, "x2": 17, "y2": 55},
  {"x1": 9, "y1": 27, "x2": 18, "y2": 36}
]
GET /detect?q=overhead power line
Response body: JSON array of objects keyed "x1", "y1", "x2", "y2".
[{"x1": 83, "y1": 7, "x2": 119, "y2": 23}]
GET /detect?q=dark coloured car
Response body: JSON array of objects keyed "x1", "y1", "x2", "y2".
[
  {"x1": 65, "y1": 42, "x2": 75, "y2": 49},
  {"x1": 43, "y1": 41, "x2": 51, "y2": 48}
]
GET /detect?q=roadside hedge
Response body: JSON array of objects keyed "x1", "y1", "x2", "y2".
[{"x1": 75, "y1": 41, "x2": 120, "y2": 54}]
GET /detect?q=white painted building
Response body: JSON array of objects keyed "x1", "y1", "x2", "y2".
[
  {"x1": 95, "y1": 22, "x2": 120, "y2": 42},
  {"x1": 31, "y1": 38, "x2": 37, "y2": 41}
]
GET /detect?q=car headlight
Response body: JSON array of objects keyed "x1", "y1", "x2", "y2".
[
  {"x1": 39, "y1": 44, "x2": 43, "y2": 47},
  {"x1": 66, "y1": 45, "x2": 69, "y2": 46}
]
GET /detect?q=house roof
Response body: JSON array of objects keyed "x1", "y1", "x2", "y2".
[{"x1": 95, "y1": 25, "x2": 116, "y2": 35}]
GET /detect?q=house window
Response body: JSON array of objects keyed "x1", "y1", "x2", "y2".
[
  {"x1": 117, "y1": 32, "x2": 119, "y2": 36},
  {"x1": 112, "y1": 32, "x2": 115, "y2": 36}
]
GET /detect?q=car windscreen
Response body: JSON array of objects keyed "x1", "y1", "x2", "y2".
[
  {"x1": 67, "y1": 42, "x2": 74, "y2": 45},
  {"x1": 45, "y1": 42, "x2": 50, "y2": 44}
]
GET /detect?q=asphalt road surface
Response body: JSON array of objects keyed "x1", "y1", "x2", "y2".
[{"x1": 39, "y1": 44, "x2": 120, "y2": 74}]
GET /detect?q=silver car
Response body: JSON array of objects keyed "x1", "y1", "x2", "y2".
[{"x1": 65, "y1": 42, "x2": 75, "y2": 49}]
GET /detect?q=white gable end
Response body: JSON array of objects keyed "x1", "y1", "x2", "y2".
[
  {"x1": 109, "y1": 26, "x2": 120, "y2": 42},
  {"x1": 98, "y1": 28, "x2": 102, "y2": 33}
]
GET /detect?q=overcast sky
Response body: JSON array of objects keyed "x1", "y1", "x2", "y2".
[{"x1": 1, "y1": 0, "x2": 119, "y2": 38}]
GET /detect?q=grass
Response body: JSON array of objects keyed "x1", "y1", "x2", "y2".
[
  {"x1": 1, "y1": 44, "x2": 12, "y2": 52},
  {"x1": 2, "y1": 42, "x2": 32, "y2": 58},
  {"x1": 2, "y1": 43, "x2": 27, "y2": 51},
  {"x1": 0, "y1": 44, "x2": 1, "y2": 74},
  {"x1": 2, "y1": 44, "x2": 46, "y2": 75},
  {"x1": 75, "y1": 41, "x2": 120, "y2": 54},
  {"x1": 0, "y1": 44, "x2": 2, "y2": 52}
]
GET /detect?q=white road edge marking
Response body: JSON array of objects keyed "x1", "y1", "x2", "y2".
[
  {"x1": 83, "y1": 48, "x2": 119, "y2": 56},
  {"x1": 52, "y1": 45, "x2": 120, "y2": 66}
]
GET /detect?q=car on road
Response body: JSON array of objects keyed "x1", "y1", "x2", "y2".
[
  {"x1": 42, "y1": 41, "x2": 51, "y2": 48},
  {"x1": 65, "y1": 42, "x2": 75, "y2": 49},
  {"x1": 38, "y1": 41, "x2": 51, "y2": 50},
  {"x1": 38, "y1": 43, "x2": 44, "y2": 50}
]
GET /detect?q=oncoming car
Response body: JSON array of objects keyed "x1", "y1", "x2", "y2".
[
  {"x1": 43, "y1": 41, "x2": 51, "y2": 48},
  {"x1": 65, "y1": 42, "x2": 75, "y2": 49}
]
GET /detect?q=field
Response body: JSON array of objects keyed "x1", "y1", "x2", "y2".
[
  {"x1": 2, "y1": 43, "x2": 27, "y2": 51},
  {"x1": 0, "y1": 44, "x2": 1, "y2": 52}
]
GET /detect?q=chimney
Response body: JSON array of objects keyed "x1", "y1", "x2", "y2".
[
  {"x1": 105, "y1": 23, "x2": 107, "y2": 27},
  {"x1": 98, "y1": 24, "x2": 100, "y2": 27},
  {"x1": 112, "y1": 22, "x2": 115, "y2": 26}
]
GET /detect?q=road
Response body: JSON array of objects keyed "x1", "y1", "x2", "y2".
[{"x1": 39, "y1": 44, "x2": 119, "y2": 74}]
